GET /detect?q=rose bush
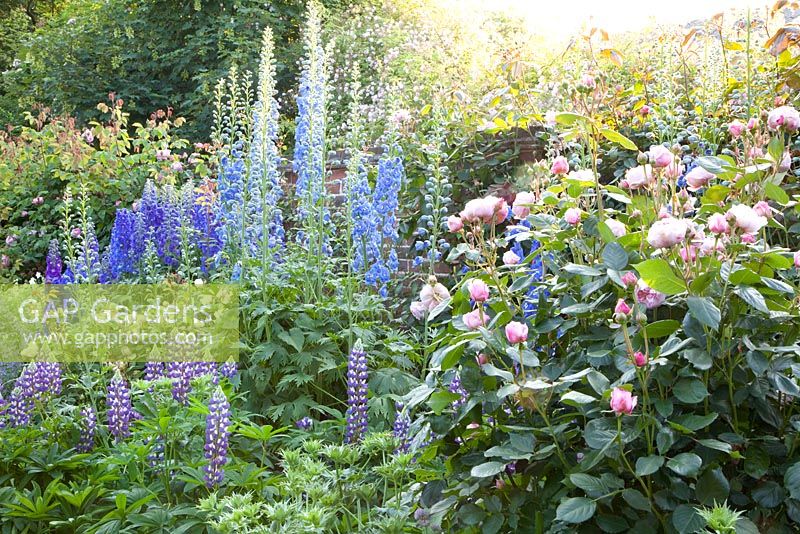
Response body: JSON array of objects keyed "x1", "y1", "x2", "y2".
[{"x1": 405, "y1": 106, "x2": 800, "y2": 532}]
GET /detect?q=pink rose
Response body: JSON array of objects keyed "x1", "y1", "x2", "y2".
[
  {"x1": 614, "y1": 299, "x2": 631, "y2": 315},
  {"x1": 564, "y1": 208, "x2": 582, "y2": 226},
  {"x1": 606, "y1": 219, "x2": 627, "y2": 237},
  {"x1": 503, "y1": 250, "x2": 520, "y2": 265},
  {"x1": 728, "y1": 120, "x2": 745, "y2": 138},
  {"x1": 551, "y1": 156, "x2": 569, "y2": 175},
  {"x1": 636, "y1": 279, "x2": 666, "y2": 309},
  {"x1": 647, "y1": 218, "x2": 687, "y2": 249},
  {"x1": 707, "y1": 213, "x2": 730, "y2": 235},
  {"x1": 747, "y1": 118, "x2": 758, "y2": 130},
  {"x1": 633, "y1": 351, "x2": 647, "y2": 367},
  {"x1": 649, "y1": 145, "x2": 673, "y2": 168},
  {"x1": 639, "y1": 104, "x2": 650, "y2": 116},
  {"x1": 447, "y1": 215, "x2": 463, "y2": 232},
  {"x1": 155, "y1": 148, "x2": 172, "y2": 161},
  {"x1": 460, "y1": 196, "x2": 504, "y2": 224},
  {"x1": 468, "y1": 279, "x2": 490, "y2": 302},
  {"x1": 795, "y1": 250, "x2": 800, "y2": 268},
  {"x1": 505, "y1": 321, "x2": 528, "y2": 344},
  {"x1": 621, "y1": 272, "x2": 638, "y2": 287},
  {"x1": 622, "y1": 165, "x2": 653, "y2": 190},
  {"x1": 410, "y1": 301, "x2": 426, "y2": 320},
  {"x1": 767, "y1": 105, "x2": 800, "y2": 132},
  {"x1": 610, "y1": 387, "x2": 637, "y2": 415},
  {"x1": 420, "y1": 282, "x2": 451, "y2": 311},
  {"x1": 684, "y1": 166, "x2": 714, "y2": 191},
  {"x1": 741, "y1": 233, "x2": 756, "y2": 244},
  {"x1": 463, "y1": 309, "x2": 488, "y2": 330},
  {"x1": 753, "y1": 201, "x2": 772, "y2": 219},
  {"x1": 726, "y1": 204, "x2": 767, "y2": 234},
  {"x1": 512, "y1": 192, "x2": 536, "y2": 219}
]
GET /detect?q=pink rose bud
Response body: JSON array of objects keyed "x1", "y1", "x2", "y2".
[
  {"x1": 463, "y1": 309, "x2": 488, "y2": 330},
  {"x1": 610, "y1": 387, "x2": 637, "y2": 416},
  {"x1": 794, "y1": 250, "x2": 800, "y2": 268},
  {"x1": 476, "y1": 353, "x2": 489, "y2": 366},
  {"x1": 747, "y1": 117, "x2": 757, "y2": 130},
  {"x1": 21, "y1": 211, "x2": 28, "y2": 217},
  {"x1": 707, "y1": 213, "x2": 730, "y2": 235},
  {"x1": 680, "y1": 245, "x2": 697, "y2": 262},
  {"x1": 447, "y1": 215, "x2": 463, "y2": 232},
  {"x1": 639, "y1": 105, "x2": 650, "y2": 116},
  {"x1": 648, "y1": 145, "x2": 673, "y2": 168},
  {"x1": 505, "y1": 321, "x2": 528, "y2": 344},
  {"x1": 512, "y1": 192, "x2": 537, "y2": 219},
  {"x1": 621, "y1": 272, "x2": 638, "y2": 287},
  {"x1": 614, "y1": 299, "x2": 632, "y2": 315},
  {"x1": 468, "y1": 279, "x2": 490, "y2": 302},
  {"x1": 551, "y1": 156, "x2": 569, "y2": 175},
  {"x1": 753, "y1": 201, "x2": 772, "y2": 219},
  {"x1": 606, "y1": 219, "x2": 627, "y2": 237},
  {"x1": 633, "y1": 351, "x2": 647, "y2": 367},
  {"x1": 503, "y1": 250, "x2": 520, "y2": 265},
  {"x1": 495, "y1": 200, "x2": 509, "y2": 224},
  {"x1": 410, "y1": 301, "x2": 426, "y2": 320},
  {"x1": 728, "y1": 120, "x2": 745, "y2": 138},
  {"x1": 564, "y1": 207, "x2": 582, "y2": 226},
  {"x1": 778, "y1": 152, "x2": 791, "y2": 173}
]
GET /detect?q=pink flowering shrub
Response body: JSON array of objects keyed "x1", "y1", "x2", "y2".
[{"x1": 405, "y1": 104, "x2": 800, "y2": 532}]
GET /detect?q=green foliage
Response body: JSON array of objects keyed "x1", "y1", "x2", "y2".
[{"x1": 0, "y1": 98, "x2": 205, "y2": 280}]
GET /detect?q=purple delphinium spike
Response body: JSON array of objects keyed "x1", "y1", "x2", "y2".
[
  {"x1": 107, "y1": 374, "x2": 132, "y2": 441},
  {"x1": 392, "y1": 402, "x2": 410, "y2": 453},
  {"x1": 45, "y1": 240, "x2": 63, "y2": 283},
  {"x1": 449, "y1": 374, "x2": 468, "y2": 409},
  {"x1": 203, "y1": 387, "x2": 231, "y2": 488},
  {"x1": 344, "y1": 340, "x2": 369, "y2": 444},
  {"x1": 295, "y1": 416, "x2": 313, "y2": 430},
  {"x1": 76, "y1": 405, "x2": 97, "y2": 453}
]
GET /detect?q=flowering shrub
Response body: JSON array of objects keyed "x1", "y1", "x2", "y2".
[{"x1": 406, "y1": 107, "x2": 800, "y2": 531}]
